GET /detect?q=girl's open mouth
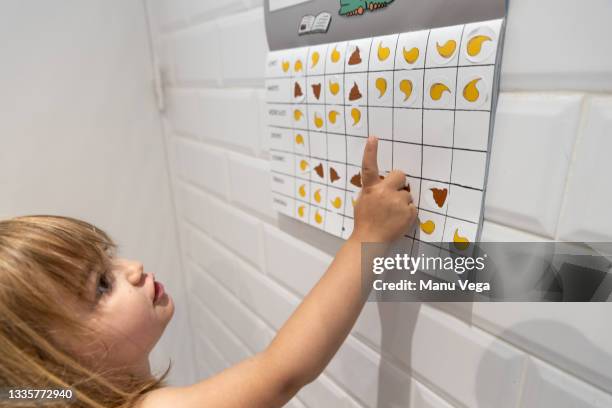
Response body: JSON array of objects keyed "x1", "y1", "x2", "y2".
[{"x1": 153, "y1": 280, "x2": 165, "y2": 302}]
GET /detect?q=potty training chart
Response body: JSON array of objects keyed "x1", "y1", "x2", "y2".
[{"x1": 266, "y1": 18, "x2": 504, "y2": 248}]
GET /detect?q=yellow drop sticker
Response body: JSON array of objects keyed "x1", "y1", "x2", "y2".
[
  {"x1": 436, "y1": 39, "x2": 457, "y2": 59},
  {"x1": 420, "y1": 220, "x2": 436, "y2": 235},
  {"x1": 314, "y1": 189, "x2": 322, "y2": 203},
  {"x1": 331, "y1": 46, "x2": 340, "y2": 63},
  {"x1": 378, "y1": 42, "x2": 390, "y2": 61},
  {"x1": 314, "y1": 113, "x2": 324, "y2": 129},
  {"x1": 399, "y1": 79, "x2": 413, "y2": 101},
  {"x1": 350, "y1": 107, "x2": 361, "y2": 126},
  {"x1": 314, "y1": 210, "x2": 323, "y2": 224},
  {"x1": 403, "y1": 46, "x2": 419, "y2": 64},
  {"x1": 463, "y1": 78, "x2": 481, "y2": 103},
  {"x1": 467, "y1": 35, "x2": 492, "y2": 57},
  {"x1": 430, "y1": 83, "x2": 450, "y2": 101},
  {"x1": 311, "y1": 51, "x2": 320, "y2": 68},
  {"x1": 328, "y1": 110, "x2": 339, "y2": 124},
  {"x1": 329, "y1": 80, "x2": 340, "y2": 96},
  {"x1": 453, "y1": 229, "x2": 470, "y2": 250},
  {"x1": 375, "y1": 77, "x2": 387, "y2": 98}
]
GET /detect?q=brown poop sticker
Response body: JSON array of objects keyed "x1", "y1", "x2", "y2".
[
  {"x1": 350, "y1": 172, "x2": 362, "y2": 188},
  {"x1": 348, "y1": 82, "x2": 362, "y2": 101},
  {"x1": 314, "y1": 163, "x2": 324, "y2": 178},
  {"x1": 312, "y1": 83, "x2": 321, "y2": 100},
  {"x1": 430, "y1": 188, "x2": 448, "y2": 208},
  {"x1": 329, "y1": 167, "x2": 340, "y2": 183},
  {"x1": 348, "y1": 46, "x2": 362, "y2": 65},
  {"x1": 294, "y1": 82, "x2": 303, "y2": 98}
]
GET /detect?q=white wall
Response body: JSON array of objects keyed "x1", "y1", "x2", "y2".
[
  {"x1": 149, "y1": 0, "x2": 612, "y2": 406},
  {"x1": 0, "y1": 1, "x2": 196, "y2": 386}
]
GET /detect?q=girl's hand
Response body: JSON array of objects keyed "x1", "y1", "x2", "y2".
[{"x1": 351, "y1": 136, "x2": 417, "y2": 243}]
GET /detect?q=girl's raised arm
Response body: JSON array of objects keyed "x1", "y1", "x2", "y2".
[{"x1": 140, "y1": 136, "x2": 416, "y2": 408}]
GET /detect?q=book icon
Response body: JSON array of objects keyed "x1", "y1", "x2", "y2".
[{"x1": 298, "y1": 12, "x2": 332, "y2": 35}]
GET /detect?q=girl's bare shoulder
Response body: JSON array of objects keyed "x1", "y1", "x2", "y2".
[{"x1": 133, "y1": 387, "x2": 186, "y2": 408}]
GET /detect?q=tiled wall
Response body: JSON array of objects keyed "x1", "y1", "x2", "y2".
[{"x1": 147, "y1": 0, "x2": 612, "y2": 406}]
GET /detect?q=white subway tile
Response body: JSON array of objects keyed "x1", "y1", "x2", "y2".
[
  {"x1": 150, "y1": 0, "x2": 186, "y2": 30},
  {"x1": 472, "y1": 302, "x2": 612, "y2": 394},
  {"x1": 298, "y1": 374, "x2": 363, "y2": 408},
  {"x1": 521, "y1": 358, "x2": 612, "y2": 408},
  {"x1": 558, "y1": 97, "x2": 612, "y2": 241},
  {"x1": 234, "y1": 259, "x2": 299, "y2": 330},
  {"x1": 197, "y1": 88, "x2": 226, "y2": 141},
  {"x1": 354, "y1": 303, "x2": 525, "y2": 408},
  {"x1": 157, "y1": 35, "x2": 175, "y2": 82},
  {"x1": 181, "y1": 0, "x2": 245, "y2": 22},
  {"x1": 185, "y1": 226, "x2": 241, "y2": 296},
  {"x1": 480, "y1": 220, "x2": 550, "y2": 242},
  {"x1": 501, "y1": 0, "x2": 612, "y2": 92},
  {"x1": 176, "y1": 183, "x2": 210, "y2": 233},
  {"x1": 189, "y1": 261, "x2": 274, "y2": 353},
  {"x1": 285, "y1": 397, "x2": 307, "y2": 408},
  {"x1": 410, "y1": 379, "x2": 455, "y2": 408},
  {"x1": 224, "y1": 89, "x2": 261, "y2": 151},
  {"x1": 172, "y1": 21, "x2": 220, "y2": 84},
  {"x1": 413, "y1": 305, "x2": 525, "y2": 407},
  {"x1": 263, "y1": 224, "x2": 333, "y2": 296},
  {"x1": 173, "y1": 138, "x2": 229, "y2": 197},
  {"x1": 218, "y1": 8, "x2": 268, "y2": 82},
  {"x1": 207, "y1": 196, "x2": 264, "y2": 268},
  {"x1": 242, "y1": 0, "x2": 264, "y2": 9},
  {"x1": 325, "y1": 337, "x2": 427, "y2": 408},
  {"x1": 325, "y1": 336, "x2": 382, "y2": 407},
  {"x1": 198, "y1": 89, "x2": 261, "y2": 152},
  {"x1": 191, "y1": 296, "x2": 251, "y2": 365},
  {"x1": 485, "y1": 93, "x2": 582, "y2": 237},
  {"x1": 227, "y1": 152, "x2": 275, "y2": 219},
  {"x1": 165, "y1": 89, "x2": 204, "y2": 137},
  {"x1": 193, "y1": 330, "x2": 229, "y2": 378}
]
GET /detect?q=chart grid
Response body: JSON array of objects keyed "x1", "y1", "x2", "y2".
[{"x1": 266, "y1": 19, "x2": 503, "y2": 253}]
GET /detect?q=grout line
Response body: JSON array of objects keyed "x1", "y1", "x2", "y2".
[
  {"x1": 513, "y1": 356, "x2": 529, "y2": 408},
  {"x1": 173, "y1": 131, "x2": 260, "y2": 160},
  {"x1": 553, "y1": 94, "x2": 590, "y2": 240}
]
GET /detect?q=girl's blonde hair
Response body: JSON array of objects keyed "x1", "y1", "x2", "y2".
[{"x1": 0, "y1": 215, "x2": 170, "y2": 407}]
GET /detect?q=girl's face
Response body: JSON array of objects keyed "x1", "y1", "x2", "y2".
[{"x1": 75, "y1": 258, "x2": 174, "y2": 374}]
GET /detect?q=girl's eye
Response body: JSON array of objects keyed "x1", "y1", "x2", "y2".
[{"x1": 96, "y1": 273, "x2": 113, "y2": 298}]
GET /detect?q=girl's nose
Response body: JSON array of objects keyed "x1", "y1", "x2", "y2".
[{"x1": 124, "y1": 260, "x2": 145, "y2": 285}]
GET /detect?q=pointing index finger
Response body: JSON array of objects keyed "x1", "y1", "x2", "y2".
[{"x1": 361, "y1": 135, "x2": 380, "y2": 188}]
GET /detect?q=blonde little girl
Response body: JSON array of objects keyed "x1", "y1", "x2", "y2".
[{"x1": 0, "y1": 136, "x2": 416, "y2": 407}]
